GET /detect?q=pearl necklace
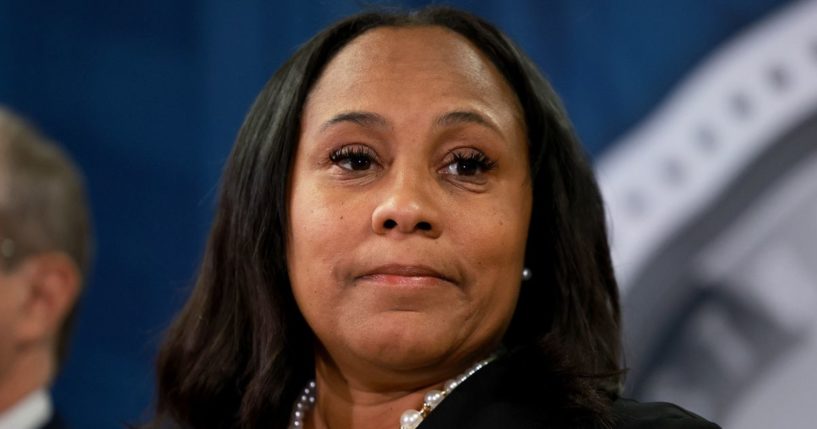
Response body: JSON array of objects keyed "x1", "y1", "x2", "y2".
[
  {"x1": 290, "y1": 380, "x2": 317, "y2": 428},
  {"x1": 288, "y1": 351, "x2": 501, "y2": 429}
]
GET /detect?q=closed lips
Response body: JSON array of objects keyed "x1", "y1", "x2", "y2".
[{"x1": 358, "y1": 264, "x2": 456, "y2": 283}]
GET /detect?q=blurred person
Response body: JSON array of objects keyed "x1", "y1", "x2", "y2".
[
  {"x1": 152, "y1": 7, "x2": 717, "y2": 429},
  {"x1": 0, "y1": 107, "x2": 92, "y2": 429}
]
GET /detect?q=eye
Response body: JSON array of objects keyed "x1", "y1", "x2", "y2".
[
  {"x1": 443, "y1": 151, "x2": 496, "y2": 177},
  {"x1": 329, "y1": 145, "x2": 377, "y2": 171}
]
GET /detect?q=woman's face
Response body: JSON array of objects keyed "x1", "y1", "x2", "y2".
[{"x1": 287, "y1": 26, "x2": 532, "y2": 373}]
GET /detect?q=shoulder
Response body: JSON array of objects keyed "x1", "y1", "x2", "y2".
[
  {"x1": 612, "y1": 398, "x2": 720, "y2": 429},
  {"x1": 421, "y1": 347, "x2": 719, "y2": 429}
]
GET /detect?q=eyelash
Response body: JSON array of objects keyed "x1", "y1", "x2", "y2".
[
  {"x1": 329, "y1": 146, "x2": 377, "y2": 171},
  {"x1": 444, "y1": 151, "x2": 497, "y2": 177},
  {"x1": 327, "y1": 145, "x2": 496, "y2": 178}
]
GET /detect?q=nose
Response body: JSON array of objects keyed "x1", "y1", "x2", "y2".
[{"x1": 371, "y1": 173, "x2": 441, "y2": 238}]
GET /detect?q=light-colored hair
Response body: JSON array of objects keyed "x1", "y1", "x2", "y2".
[{"x1": 0, "y1": 106, "x2": 92, "y2": 362}]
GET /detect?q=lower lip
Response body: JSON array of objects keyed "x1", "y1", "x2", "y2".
[{"x1": 357, "y1": 274, "x2": 451, "y2": 287}]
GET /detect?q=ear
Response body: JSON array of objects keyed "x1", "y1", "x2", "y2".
[{"x1": 15, "y1": 252, "x2": 81, "y2": 346}]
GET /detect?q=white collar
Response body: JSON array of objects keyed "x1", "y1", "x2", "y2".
[{"x1": 0, "y1": 389, "x2": 52, "y2": 429}]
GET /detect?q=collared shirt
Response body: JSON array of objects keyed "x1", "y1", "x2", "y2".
[{"x1": 0, "y1": 389, "x2": 52, "y2": 429}]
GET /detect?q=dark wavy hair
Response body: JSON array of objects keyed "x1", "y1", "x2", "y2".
[{"x1": 154, "y1": 6, "x2": 621, "y2": 429}]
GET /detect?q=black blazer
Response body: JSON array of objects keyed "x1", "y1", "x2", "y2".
[{"x1": 419, "y1": 346, "x2": 719, "y2": 429}]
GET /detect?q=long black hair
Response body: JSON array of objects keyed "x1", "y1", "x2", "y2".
[{"x1": 154, "y1": 6, "x2": 621, "y2": 429}]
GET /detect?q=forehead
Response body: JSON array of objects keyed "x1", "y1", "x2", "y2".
[
  {"x1": 304, "y1": 26, "x2": 522, "y2": 120},
  {"x1": 327, "y1": 26, "x2": 496, "y2": 82}
]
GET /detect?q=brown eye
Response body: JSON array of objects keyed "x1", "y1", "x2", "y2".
[
  {"x1": 444, "y1": 152, "x2": 496, "y2": 177},
  {"x1": 448, "y1": 157, "x2": 480, "y2": 176},
  {"x1": 330, "y1": 146, "x2": 376, "y2": 171}
]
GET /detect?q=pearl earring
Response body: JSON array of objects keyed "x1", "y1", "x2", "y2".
[{"x1": 522, "y1": 267, "x2": 532, "y2": 281}]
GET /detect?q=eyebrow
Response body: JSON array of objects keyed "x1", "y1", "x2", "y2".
[
  {"x1": 434, "y1": 110, "x2": 501, "y2": 135},
  {"x1": 318, "y1": 109, "x2": 502, "y2": 135},
  {"x1": 320, "y1": 111, "x2": 390, "y2": 133}
]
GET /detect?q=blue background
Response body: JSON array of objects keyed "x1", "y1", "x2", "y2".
[{"x1": 0, "y1": 0, "x2": 789, "y2": 427}]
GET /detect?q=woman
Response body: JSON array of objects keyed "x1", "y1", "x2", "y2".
[{"x1": 153, "y1": 7, "x2": 718, "y2": 429}]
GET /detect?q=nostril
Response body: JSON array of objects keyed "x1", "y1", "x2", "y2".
[
  {"x1": 383, "y1": 219, "x2": 397, "y2": 229},
  {"x1": 417, "y1": 221, "x2": 431, "y2": 231}
]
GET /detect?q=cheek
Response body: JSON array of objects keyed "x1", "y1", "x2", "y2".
[
  {"x1": 452, "y1": 188, "x2": 531, "y2": 314},
  {"x1": 289, "y1": 191, "x2": 334, "y2": 283},
  {"x1": 290, "y1": 187, "x2": 363, "y2": 255},
  {"x1": 0, "y1": 285, "x2": 20, "y2": 365},
  {"x1": 473, "y1": 192, "x2": 531, "y2": 296},
  {"x1": 287, "y1": 180, "x2": 367, "y2": 310},
  {"x1": 457, "y1": 192, "x2": 531, "y2": 270}
]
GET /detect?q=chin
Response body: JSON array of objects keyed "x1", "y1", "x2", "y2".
[{"x1": 347, "y1": 312, "x2": 461, "y2": 370}]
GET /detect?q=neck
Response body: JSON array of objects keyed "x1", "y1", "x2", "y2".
[
  {"x1": 0, "y1": 348, "x2": 52, "y2": 412},
  {"x1": 304, "y1": 347, "x2": 501, "y2": 429},
  {"x1": 307, "y1": 358, "x2": 437, "y2": 429}
]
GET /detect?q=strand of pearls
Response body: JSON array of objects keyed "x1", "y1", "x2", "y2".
[
  {"x1": 288, "y1": 351, "x2": 501, "y2": 429},
  {"x1": 289, "y1": 380, "x2": 316, "y2": 428},
  {"x1": 398, "y1": 352, "x2": 500, "y2": 429}
]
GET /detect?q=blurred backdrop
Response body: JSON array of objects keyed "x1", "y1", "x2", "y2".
[{"x1": 1, "y1": 0, "x2": 814, "y2": 428}]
